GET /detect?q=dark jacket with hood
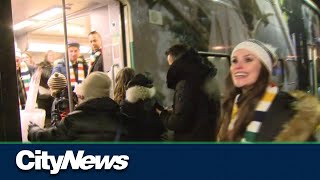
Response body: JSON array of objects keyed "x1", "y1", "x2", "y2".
[
  {"x1": 121, "y1": 74, "x2": 165, "y2": 141},
  {"x1": 160, "y1": 48, "x2": 221, "y2": 141},
  {"x1": 28, "y1": 97, "x2": 123, "y2": 142}
]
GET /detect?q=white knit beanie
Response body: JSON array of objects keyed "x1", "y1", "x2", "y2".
[
  {"x1": 82, "y1": 72, "x2": 111, "y2": 102},
  {"x1": 231, "y1": 39, "x2": 277, "y2": 73}
]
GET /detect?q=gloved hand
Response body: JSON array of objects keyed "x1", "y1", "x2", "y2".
[{"x1": 28, "y1": 122, "x2": 41, "y2": 142}]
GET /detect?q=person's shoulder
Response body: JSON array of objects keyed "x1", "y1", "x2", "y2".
[
  {"x1": 274, "y1": 90, "x2": 320, "y2": 141},
  {"x1": 288, "y1": 91, "x2": 318, "y2": 108},
  {"x1": 276, "y1": 90, "x2": 318, "y2": 108},
  {"x1": 277, "y1": 91, "x2": 296, "y2": 100},
  {"x1": 77, "y1": 57, "x2": 87, "y2": 64},
  {"x1": 64, "y1": 110, "x2": 83, "y2": 121},
  {"x1": 270, "y1": 91, "x2": 296, "y2": 111},
  {"x1": 176, "y1": 80, "x2": 187, "y2": 89},
  {"x1": 97, "y1": 54, "x2": 103, "y2": 61},
  {"x1": 68, "y1": 110, "x2": 82, "y2": 116},
  {"x1": 53, "y1": 59, "x2": 64, "y2": 67}
]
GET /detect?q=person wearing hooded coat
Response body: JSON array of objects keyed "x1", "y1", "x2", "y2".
[
  {"x1": 28, "y1": 72, "x2": 124, "y2": 142},
  {"x1": 157, "y1": 44, "x2": 221, "y2": 141},
  {"x1": 121, "y1": 73, "x2": 165, "y2": 141}
]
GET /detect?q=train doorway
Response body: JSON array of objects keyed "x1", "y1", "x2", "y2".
[{"x1": 9, "y1": 0, "x2": 129, "y2": 142}]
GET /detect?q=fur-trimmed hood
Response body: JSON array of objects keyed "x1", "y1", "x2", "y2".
[
  {"x1": 125, "y1": 86, "x2": 156, "y2": 103},
  {"x1": 275, "y1": 91, "x2": 320, "y2": 141}
]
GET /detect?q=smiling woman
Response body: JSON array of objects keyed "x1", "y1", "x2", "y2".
[
  {"x1": 229, "y1": 39, "x2": 278, "y2": 92},
  {"x1": 230, "y1": 49, "x2": 263, "y2": 91},
  {"x1": 218, "y1": 39, "x2": 320, "y2": 142}
]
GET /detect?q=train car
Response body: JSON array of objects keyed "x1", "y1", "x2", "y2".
[{"x1": 0, "y1": 0, "x2": 319, "y2": 141}]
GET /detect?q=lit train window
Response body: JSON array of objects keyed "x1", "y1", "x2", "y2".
[{"x1": 11, "y1": 0, "x2": 126, "y2": 141}]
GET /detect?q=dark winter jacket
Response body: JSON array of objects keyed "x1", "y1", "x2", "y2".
[
  {"x1": 89, "y1": 53, "x2": 104, "y2": 73},
  {"x1": 160, "y1": 49, "x2": 221, "y2": 141},
  {"x1": 28, "y1": 97, "x2": 124, "y2": 142},
  {"x1": 38, "y1": 60, "x2": 53, "y2": 89},
  {"x1": 121, "y1": 86, "x2": 165, "y2": 141},
  {"x1": 37, "y1": 60, "x2": 54, "y2": 118},
  {"x1": 257, "y1": 91, "x2": 320, "y2": 141}
]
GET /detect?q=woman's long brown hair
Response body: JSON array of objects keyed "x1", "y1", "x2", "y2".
[
  {"x1": 217, "y1": 65, "x2": 270, "y2": 141},
  {"x1": 113, "y1": 67, "x2": 135, "y2": 104}
]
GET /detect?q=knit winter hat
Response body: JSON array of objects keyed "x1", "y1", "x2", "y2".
[
  {"x1": 231, "y1": 39, "x2": 277, "y2": 73},
  {"x1": 127, "y1": 73, "x2": 153, "y2": 88},
  {"x1": 82, "y1": 72, "x2": 111, "y2": 102},
  {"x1": 47, "y1": 72, "x2": 67, "y2": 91},
  {"x1": 68, "y1": 41, "x2": 80, "y2": 48}
]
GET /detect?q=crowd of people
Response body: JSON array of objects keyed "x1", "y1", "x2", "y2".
[{"x1": 15, "y1": 36, "x2": 320, "y2": 142}]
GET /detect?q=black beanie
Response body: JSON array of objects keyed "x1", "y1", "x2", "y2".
[{"x1": 127, "y1": 73, "x2": 153, "y2": 88}]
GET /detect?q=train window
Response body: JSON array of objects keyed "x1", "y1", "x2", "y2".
[
  {"x1": 208, "y1": 56, "x2": 229, "y2": 97},
  {"x1": 199, "y1": 51, "x2": 230, "y2": 97},
  {"x1": 127, "y1": 0, "x2": 303, "y2": 105}
]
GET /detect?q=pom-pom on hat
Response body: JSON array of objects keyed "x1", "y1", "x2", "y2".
[
  {"x1": 48, "y1": 72, "x2": 67, "y2": 91},
  {"x1": 231, "y1": 39, "x2": 277, "y2": 73},
  {"x1": 81, "y1": 72, "x2": 111, "y2": 102}
]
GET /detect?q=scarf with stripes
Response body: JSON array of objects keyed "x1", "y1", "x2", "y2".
[
  {"x1": 20, "y1": 61, "x2": 31, "y2": 94},
  {"x1": 69, "y1": 59, "x2": 85, "y2": 87},
  {"x1": 17, "y1": 70, "x2": 27, "y2": 109},
  {"x1": 88, "y1": 49, "x2": 101, "y2": 73},
  {"x1": 228, "y1": 84, "x2": 279, "y2": 142}
]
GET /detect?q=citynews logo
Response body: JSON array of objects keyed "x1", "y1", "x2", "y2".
[{"x1": 16, "y1": 150, "x2": 129, "y2": 174}]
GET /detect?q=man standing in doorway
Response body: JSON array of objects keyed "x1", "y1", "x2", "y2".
[
  {"x1": 88, "y1": 31, "x2": 104, "y2": 73},
  {"x1": 51, "y1": 42, "x2": 88, "y2": 89}
]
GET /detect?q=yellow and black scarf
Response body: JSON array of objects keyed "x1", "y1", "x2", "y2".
[{"x1": 229, "y1": 84, "x2": 279, "y2": 142}]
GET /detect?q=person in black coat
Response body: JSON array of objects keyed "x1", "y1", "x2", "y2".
[
  {"x1": 121, "y1": 73, "x2": 165, "y2": 141},
  {"x1": 37, "y1": 59, "x2": 54, "y2": 119},
  {"x1": 28, "y1": 72, "x2": 124, "y2": 142},
  {"x1": 157, "y1": 44, "x2": 221, "y2": 141}
]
